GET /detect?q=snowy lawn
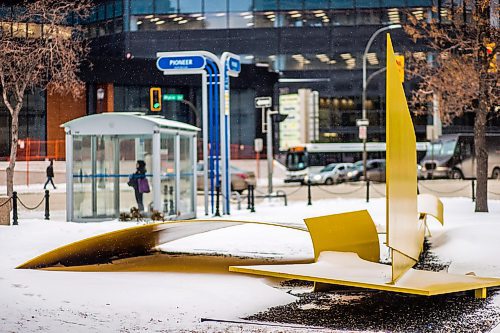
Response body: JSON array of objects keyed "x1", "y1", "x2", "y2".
[{"x1": 0, "y1": 197, "x2": 499, "y2": 332}]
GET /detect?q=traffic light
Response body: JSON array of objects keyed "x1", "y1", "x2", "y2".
[
  {"x1": 150, "y1": 87, "x2": 162, "y2": 112},
  {"x1": 486, "y1": 43, "x2": 497, "y2": 73}
]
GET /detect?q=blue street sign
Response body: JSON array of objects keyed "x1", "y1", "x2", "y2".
[
  {"x1": 156, "y1": 55, "x2": 206, "y2": 71},
  {"x1": 227, "y1": 57, "x2": 241, "y2": 74}
]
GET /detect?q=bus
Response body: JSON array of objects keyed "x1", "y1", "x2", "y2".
[
  {"x1": 284, "y1": 142, "x2": 429, "y2": 183},
  {"x1": 420, "y1": 134, "x2": 500, "y2": 179}
]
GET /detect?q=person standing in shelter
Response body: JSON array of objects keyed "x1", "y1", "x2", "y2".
[
  {"x1": 128, "y1": 160, "x2": 147, "y2": 212},
  {"x1": 44, "y1": 160, "x2": 56, "y2": 190}
]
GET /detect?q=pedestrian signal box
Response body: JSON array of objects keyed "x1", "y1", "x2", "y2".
[{"x1": 150, "y1": 87, "x2": 162, "y2": 112}]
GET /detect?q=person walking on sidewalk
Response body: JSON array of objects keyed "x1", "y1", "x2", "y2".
[{"x1": 44, "y1": 160, "x2": 56, "y2": 190}]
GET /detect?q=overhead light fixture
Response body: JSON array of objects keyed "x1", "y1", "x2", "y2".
[
  {"x1": 156, "y1": 20, "x2": 165, "y2": 25},
  {"x1": 291, "y1": 13, "x2": 302, "y2": 18},
  {"x1": 289, "y1": 11, "x2": 299, "y2": 14},
  {"x1": 315, "y1": 13, "x2": 326, "y2": 17},
  {"x1": 168, "y1": 14, "x2": 177, "y2": 18},
  {"x1": 196, "y1": 16, "x2": 205, "y2": 20},
  {"x1": 246, "y1": 22, "x2": 254, "y2": 26},
  {"x1": 137, "y1": 20, "x2": 143, "y2": 25},
  {"x1": 191, "y1": 13, "x2": 202, "y2": 17},
  {"x1": 245, "y1": 55, "x2": 254, "y2": 59},
  {"x1": 264, "y1": 11, "x2": 274, "y2": 15},
  {"x1": 216, "y1": 12, "x2": 226, "y2": 17},
  {"x1": 340, "y1": 53, "x2": 352, "y2": 59},
  {"x1": 240, "y1": 12, "x2": 250, "y2": 16},
  {"x1": 178, "y1": 20, "x2": 188, "y2": 24},
  {"x1": 244, "y1": 15, "x2": 253, "y2": 19},
  {"x1": 145, "y1": 15, "x2": 154, "y2": 19},
  {"x1": 151, "y1": 17, "x2": 159, "y2": 22},
  {"x1": 173, "y1": 17, "x2": 183, "y2": 21}
]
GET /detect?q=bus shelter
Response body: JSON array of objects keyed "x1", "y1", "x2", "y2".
[{"x1": 63, "y1": 113, "x2": 199, "y2": 222}]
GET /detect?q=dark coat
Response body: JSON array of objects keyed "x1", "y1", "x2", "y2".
[{"x1": 46, "y1": 165, "x2": 54, "y2": 178}]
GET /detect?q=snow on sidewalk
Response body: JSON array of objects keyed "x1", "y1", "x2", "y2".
[{"x1": 0, "y1": 197, "x2": 499, "y2": 332}]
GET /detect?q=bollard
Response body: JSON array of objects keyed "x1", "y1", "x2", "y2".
[
  {"x1": 307, "y1": 180, "x2": 312, "y2": 206},
  {"x1": 366, "y1": 179, "x2": 370, "y2": 203},
  {"x1": 12, "y1": 191, "x2": 18, "y2": 226},
  {"x1": 250, "y1": 185, "x2": 256, "y2": 213},
  {"x1": 472, "y1": 179, "x2": 475, "y2": 202},
  {"x1": 247, "y1": 185, "x2": 251, "y2": 210},
  {"x1": 215, "y1": 185, "x2": 221, "y2": 216},
  {"x1": 44, "y1": 190, "x2": 50, "y2": 220}
]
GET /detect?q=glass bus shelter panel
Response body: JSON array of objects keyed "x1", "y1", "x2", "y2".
[
  {"x1": 95, "y1": 135, "x2": 117, "y2": 218},
  {"x1": 179, "y1": 135, "x2": 195, "y2": 215},
  {"x1": 161, "y1": 133, "x2": 176, "y2": 216},
  {"x1": 118, "y1": 135, "x2": 153, "y2": 214},
  {"x1": 72, "y1": 135, "x2": 93, "y2": 220}
]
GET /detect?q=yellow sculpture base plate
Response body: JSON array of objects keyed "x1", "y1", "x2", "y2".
[{"x1": 230, "y1": 251, "x2": 500, "y2": 297}]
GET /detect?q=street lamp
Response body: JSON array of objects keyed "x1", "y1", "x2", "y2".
[{"x1": 361, "y1": 24, "x2": 401, "y2": 180}]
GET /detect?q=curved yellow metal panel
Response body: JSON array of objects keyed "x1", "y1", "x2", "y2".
[
  {"x1": 418, "y1": 194, "x2": 444, "y2": 226},
  {"x1": 386, "y1": 34, "x2": 421, "y2": 283},
  {"x1": 304, "y1": 210, "x2": 380, "y2": 263},
  {"x1": 17, "y1": 219, "x2": 307, "y2": 270}
]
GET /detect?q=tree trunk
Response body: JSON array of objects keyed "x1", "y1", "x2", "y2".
[
  {"x1": 6, "y1": 108, "x2": 20, "y2": 197},
  {"x1": 474, "y1": 104, "x2": 488, "y2": 212}
]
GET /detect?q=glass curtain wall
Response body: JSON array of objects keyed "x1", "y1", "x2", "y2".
[{"x1": 127, "y1": 0, "x2": 432, "y2": 32}]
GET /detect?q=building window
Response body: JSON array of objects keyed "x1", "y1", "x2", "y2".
[
  {"x1": 229, "y1": 0, "x2": 253, "y2": 12},
  {"x1": 155, "y1": 0, "x2": 178, "y2": 14},
  {"x1": 130, "y1": 0, "x2": 154, "y2": 15},
  {"x1": 255, "y1": 0, "x2": 278, "y2": 11},
  {"x1": 229, "y1": 12, "x2": 254, "y2": 28},
  {"x1": 179, "y1": 0, "x2": 202, "y2": 14}
]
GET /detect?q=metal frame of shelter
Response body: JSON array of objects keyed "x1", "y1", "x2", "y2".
[
  {"x1": 63, "y1": 113, "x2": 199, "y2": 222},
  {"x1": 156, "y1": 51, "x2": 241, "y2": 216}
]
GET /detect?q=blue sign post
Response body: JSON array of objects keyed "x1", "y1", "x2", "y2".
[
  {"x1": 221, "y1": 53, "x2": 241, "y2": 215},
  {"x1": 156, "y1": 51, "x2": 238, "y2": 217}
]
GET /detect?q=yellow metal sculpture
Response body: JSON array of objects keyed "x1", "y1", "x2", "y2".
[
  {"x1": 18, "y1": 34, "x2": 500, "y2": 299},
  {"x1": 229, "y1": 34, "x2": 500, "y2": 298}
]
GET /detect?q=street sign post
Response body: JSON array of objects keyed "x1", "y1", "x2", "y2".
[
  {"x1": 356, "y1": 118, "x2": 370, "y2": 127},
  {"x1": 359, "y1": 126, "x2": 367, "y2": 140},
  {"x1": 255, "y1": 97, "x2": 272, "y2": 108}
]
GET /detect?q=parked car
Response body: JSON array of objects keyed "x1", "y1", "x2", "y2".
[
  {"x1": 358, "y1": 160, "x2": 422, "y2": 183},
  {"x1": 196, "y1": 162, "x2": 256, "y2": 193},
  {"x1": 346, "y1": 159, "x2": 385, "y2": 181},
  {"x1": 304, "y1": 163, "x2": 354, "y2": 185},
  {"x1": 365, "y1": 160, "x2": 386, "y2": 182}
]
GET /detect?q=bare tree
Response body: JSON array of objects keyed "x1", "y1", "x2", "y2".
[
  {"x1": 405, "y1": 0, "x2": 499, "y2": 212},
  {"x1": 0, "y1": 0, "x2": 91, "y2": 196}
]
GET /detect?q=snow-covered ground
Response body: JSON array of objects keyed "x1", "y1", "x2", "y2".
[{"x1": 1, "y1": 197, "x2": 500, "y2": 332}]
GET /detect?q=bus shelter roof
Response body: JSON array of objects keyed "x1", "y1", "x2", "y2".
[{"x1": 62, "y1": 112, "x2": 199, "y2": 136}]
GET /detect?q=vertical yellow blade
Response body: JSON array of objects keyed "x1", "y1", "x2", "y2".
[{"x1": 386, "y1": 34, "x2": 422, "y2": 283}]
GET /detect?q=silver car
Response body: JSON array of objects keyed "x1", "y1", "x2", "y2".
[{"x1": 304, "y1": 163, "x2": 354, "y2": 185}]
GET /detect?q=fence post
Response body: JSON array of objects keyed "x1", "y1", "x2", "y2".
[
  {"x1": 307, "y1": 180, "x2": 312, "y2": 206},
  {"x1": 44, "y1": 190, "x2": 50, "y2": 220},
  {"x1": 247, "y1": 185, "x2": 251, "y2": 210},
  {"x1": 250, "y1": 185, "x2": 256, "y2": 213},
  {"x1": 366, "y1": 179, "x2": 370, "y2": 203},
  {"x1": 472, "y1": 179, "x2": 475, "y2": 202},
  {"x1": 215, "y1": 185, "x2": 221, "y2": 217},
  {"x1": 12, "y1": 191, "x2": 18, "y2": 226}
]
